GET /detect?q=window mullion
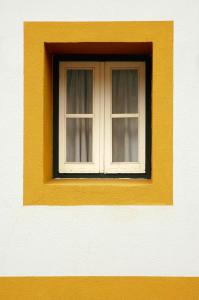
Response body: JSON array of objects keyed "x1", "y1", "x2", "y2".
[
  {"x1": 104, "y1": 62, "x2": 112, "y2": 173},
  {"x1": 99, "y1": 62, "x2": 105, "y2": 173}
]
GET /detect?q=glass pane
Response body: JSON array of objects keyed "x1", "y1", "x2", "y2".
[
  {"x1": 112, "y1": 70, "x2": 138, "y2": 113},
  {"x1": 66, "y1": 118, "x2": 92, "y2": 162},
  {"x1": 66, "y1": 70, "x2": 93, "y2": 113},
  {"x1": 112, "y1": 118, "x2": 138, "y2": 162}
]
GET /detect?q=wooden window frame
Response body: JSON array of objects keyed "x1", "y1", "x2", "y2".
[
  {"x1": 54, "y1": 56, "x2": 151, "y2": 178},
  {"x1": 24, "y1": 21, "x2": 173, "y2": 205}
]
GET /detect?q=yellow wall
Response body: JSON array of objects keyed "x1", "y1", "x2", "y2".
[{"x1": 0, "y1": 277, "x2": 199, "y2": 300}]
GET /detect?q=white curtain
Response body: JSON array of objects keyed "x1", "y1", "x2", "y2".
[
  {"x1": 65, "y1": 69, "x2": 138, "y2": 163},
  {"x1": 112, "y1": 118, "x2": 138, "y2": 162},
  {"x1": 112, "y1": 69, "x2": 138, "y2": 113},
  {"x1": 112, "y1": 70, "x2": 138, "y2": 162},
  {"x1": 66, "y1": 70, "x2": 92, "y2": 162}
]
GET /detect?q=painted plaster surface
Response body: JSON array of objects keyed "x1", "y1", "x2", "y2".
[{"x1": 0, "y1": 0, "x2": 199, "y2": 277}]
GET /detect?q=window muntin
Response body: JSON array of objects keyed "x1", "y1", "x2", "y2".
[{"x1": 58, "y1": 61, "x2": 146, "y2": 175}]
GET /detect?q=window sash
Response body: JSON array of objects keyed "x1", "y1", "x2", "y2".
[
  {"x1": 104, "y1": 61, "x2": 146, "y2": 173},
  {"x1": 59, "y1": 62, "x2": 101, "y2": 173}
]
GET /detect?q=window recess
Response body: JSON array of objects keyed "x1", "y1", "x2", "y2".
[{"x1": 54, "y1": 57, "x2": 151, "y2": 178}]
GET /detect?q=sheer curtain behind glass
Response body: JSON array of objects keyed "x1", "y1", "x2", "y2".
[
  {"x1": 66, "y1": 70, "x2": 93, "y2": 162},
  {"x1": 112, "y1": 70, "x2": 138, "y2": 162}
]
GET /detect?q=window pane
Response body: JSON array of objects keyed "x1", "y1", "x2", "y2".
[
  {"x1": 66, "y1": 118, "x2": 92, "y2": 162},
  {"x1": 112, "y1": 70, "x2": 138, "y2": 113},
  {"x1": 112, "y1": 118, "x2": 138, "y2": 162},
  {"x1": 66, "y1": 70, "x2": 93, "y2": 113}
]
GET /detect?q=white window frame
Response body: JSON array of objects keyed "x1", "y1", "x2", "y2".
[{"x1": 58, "y1": 61, "x2": 146, "y2": 174}]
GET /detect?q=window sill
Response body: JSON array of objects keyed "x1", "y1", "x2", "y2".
[
  {"x1": 24, "y1": 177, "x2": 172, "y2": 206},
  {"x1": 25, "y1": 178, "x2": 170, "y2": 206}
]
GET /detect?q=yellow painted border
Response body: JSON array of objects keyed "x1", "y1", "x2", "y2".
[
  {"x1": 24, "y1": 21, "x2": 173, "y2": 205},
  {"x1": 0, "y1": 277, "x2": 198, "y2": 299}
]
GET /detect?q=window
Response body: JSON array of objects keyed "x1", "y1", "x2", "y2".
[
  {"x1": 24, "y1": 21, "x2": 173, "y2": 205},
  {"x1": 53, "y1": 56, "x2": 151, "y2": 178}
]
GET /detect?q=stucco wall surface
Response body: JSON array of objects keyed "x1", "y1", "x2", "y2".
[{"x1": 0, "y1": 0, "x2": 199, "y2": 276}]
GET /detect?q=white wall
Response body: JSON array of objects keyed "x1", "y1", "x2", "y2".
[{"x1": 0, "y1": 0, "x2": 199, "y2": 276}]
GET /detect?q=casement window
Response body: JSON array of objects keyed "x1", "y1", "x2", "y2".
[{"x1": 54, "y1": 56, "x2": 151, "y2": 178}]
